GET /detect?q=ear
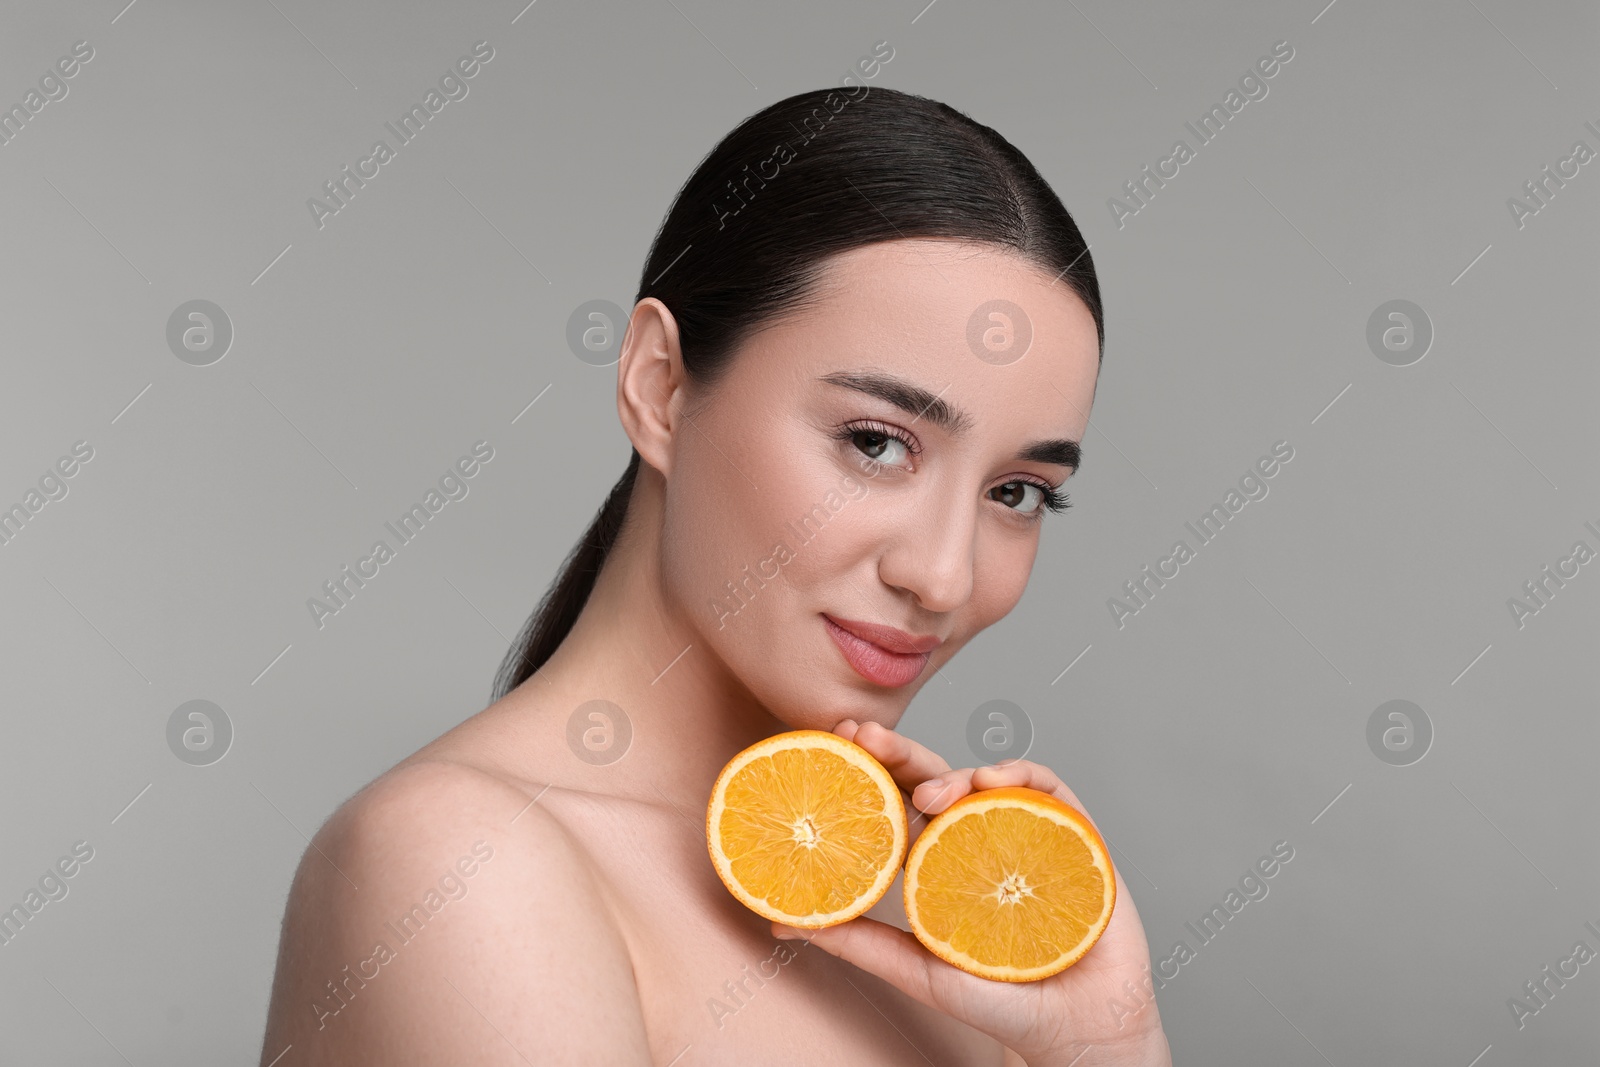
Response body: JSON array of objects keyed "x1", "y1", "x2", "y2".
[{"x1": 616, "y1": 298, "x2": 686, "y2": 478}]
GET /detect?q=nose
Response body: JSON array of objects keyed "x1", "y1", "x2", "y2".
[{"x1": 877, "y1": 484, "x2": 976, "y2": 614}]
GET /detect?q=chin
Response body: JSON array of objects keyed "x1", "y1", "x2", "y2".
[
  {"x1": 721, "y1": 620, "x2": 922, "y2": 734},
  {"x1": 762, "y1": 684, "x2": 911, "y2": 735}
]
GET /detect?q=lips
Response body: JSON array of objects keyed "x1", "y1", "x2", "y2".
[
  {"x1": 823, "y1": 614, "x2": 940, "y2": 688},
  {"x1": 823, "y1": 615, "x2": 943, "y2": 654}
]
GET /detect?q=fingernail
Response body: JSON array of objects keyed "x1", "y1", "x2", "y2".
[{"x1": 773, "y1": 925, "x2": 802, "y2": 940}]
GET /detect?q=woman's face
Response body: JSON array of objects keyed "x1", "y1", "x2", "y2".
[{"x1": 658, "y1": 237, "x2": 1101, "y2": 732}]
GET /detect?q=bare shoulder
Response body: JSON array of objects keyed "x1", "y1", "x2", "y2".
[{"x1": 259, "y1": 760, "x2": 651, "y2": 1066}]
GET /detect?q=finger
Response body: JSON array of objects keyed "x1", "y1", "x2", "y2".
[
  {"x1": 835, "y1": 720, "x2": 953, "y2": 797},
  {"x1": 969, "y1": 760, "x2": 1097, "y2": 830},
  {"x1": 909, "y1": 770, "x2": 975, "y2": 816},
  {"x1": 971, "y1": 758, "x2": 1073, "y2": 803}
]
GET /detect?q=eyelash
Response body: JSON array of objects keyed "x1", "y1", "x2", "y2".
[{"x1": 833, "y1": 420, "x2": 1072, "y2": 517}]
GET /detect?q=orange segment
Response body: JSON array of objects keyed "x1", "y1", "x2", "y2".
[
  {"x1": 904, "y1": 785, "x2": 1116, "y2": 982},
  {"x1": 707, "y1": 730, "x2": 908, "y2": 928}
]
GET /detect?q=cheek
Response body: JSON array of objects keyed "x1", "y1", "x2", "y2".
[
  {"x1": 660, "y1": 420, "x2": 835, "y2": 628},
  {"x1": 660, "y1": 478, "x2": 758, "y2": 620},
  {"x1": 760, "y1": 502, "x2": 866, "y2": 596},
  {"x1": 969, "y1": 531, "x2": 1037, "y2": 624}
]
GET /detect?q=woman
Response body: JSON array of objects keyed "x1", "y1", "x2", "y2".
[{"x1": 261, "y1": 85, "x2": 1172, "y2": 1066}]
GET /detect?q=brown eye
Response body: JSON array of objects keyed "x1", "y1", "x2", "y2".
[
  {"x1": 992, "y1": 481, "x2": 1044, "y2": 513},
  {"x1": 854, "y1": 431, "x2": 893, "y2": 460},
  {"x1": 836, "y1": 422, "x2": 916, "y2": 470},
  {"x1": 992, "y1": 480, "x2": 1071, "y2": 516}
]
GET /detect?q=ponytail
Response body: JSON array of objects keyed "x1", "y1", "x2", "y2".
[{"x1": 490, "y1": 449, "x2": 641, "y2": 700}]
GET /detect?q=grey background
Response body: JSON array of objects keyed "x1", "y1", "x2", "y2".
[{"x1": 1, "y1": 0, "x2": 1595, "y2": 1063}]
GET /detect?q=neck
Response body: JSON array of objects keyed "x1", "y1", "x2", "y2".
[{"x1": 521, "y1": 470, "x2": 785, "y2": 810}]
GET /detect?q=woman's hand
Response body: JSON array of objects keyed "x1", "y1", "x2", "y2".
[{"x1": 770, "y1": 720, "x2": 1171, "y2": 1067}]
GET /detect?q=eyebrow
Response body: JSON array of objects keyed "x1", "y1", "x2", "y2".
[{"x1": 819, "y1": 370, "x2": 1082, "y2": 472}]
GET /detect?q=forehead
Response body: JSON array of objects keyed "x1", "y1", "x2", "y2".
[{"x1": 738, "y1": 238, "x2": 1100, "y2": 437}]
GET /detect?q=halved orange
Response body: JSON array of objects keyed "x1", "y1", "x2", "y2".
[
  {"x1": 904, "y1": 785, "x2": 1116, "y2": 982},
  {"x1": 707, "y1": 730, "x2": 908, "y2": 928}
]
